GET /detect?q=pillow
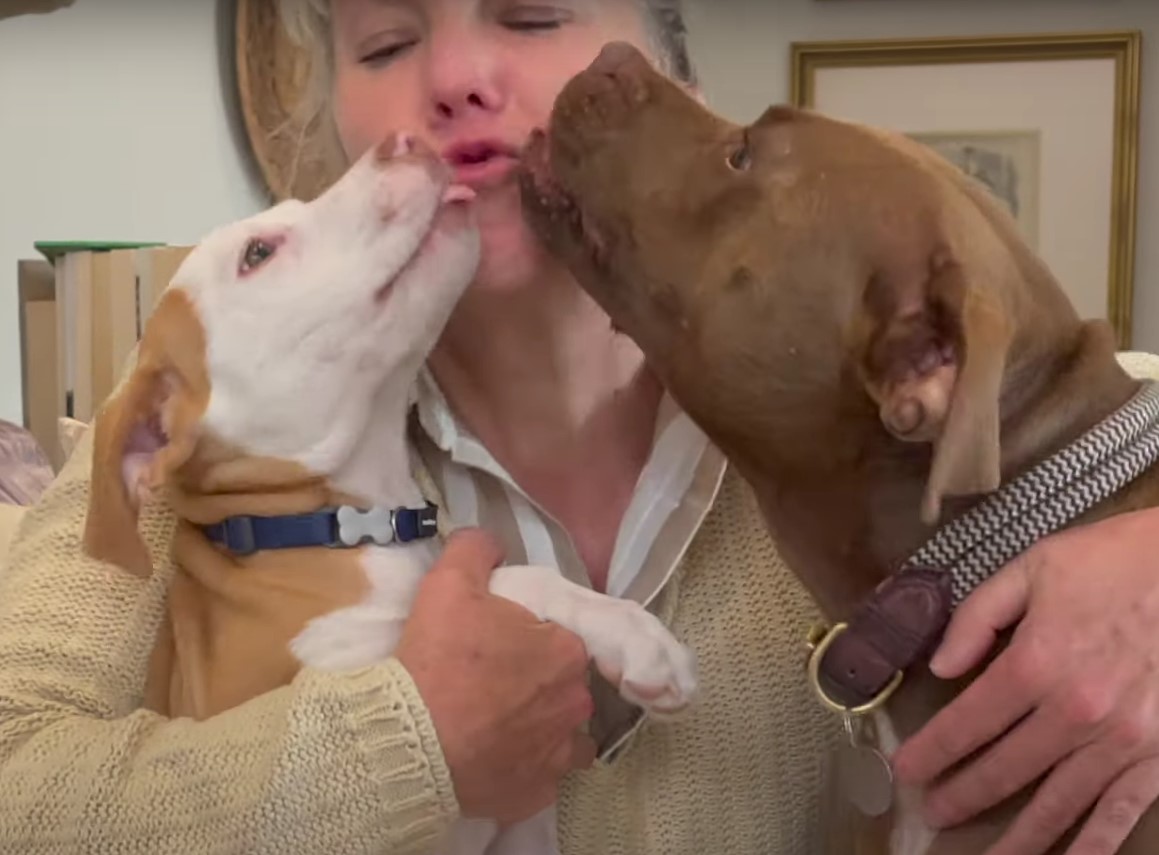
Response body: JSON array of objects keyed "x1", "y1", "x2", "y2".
[{"x1": 0, "y1": 420, "x2": 53, "y2": 505}]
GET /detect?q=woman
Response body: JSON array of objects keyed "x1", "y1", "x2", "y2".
[{"x1": 2, "y1": 2, "x2": 1159, "y2": 854}]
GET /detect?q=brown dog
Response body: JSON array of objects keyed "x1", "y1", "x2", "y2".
[{"x1": 519, "y1": 41, "x2": 1159, "y2": 855}]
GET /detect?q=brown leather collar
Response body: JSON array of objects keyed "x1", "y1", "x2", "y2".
[
  {"x1": 812, "y1": 566, "x2": 953, "y2": 710},
  {"x1": 808, "y1": 380, "x2": 1159, "y2": 714}
]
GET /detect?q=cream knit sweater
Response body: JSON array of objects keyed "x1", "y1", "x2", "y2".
[{"x1": 2, "y1": 352, "x2": 1156, "y2": 854}]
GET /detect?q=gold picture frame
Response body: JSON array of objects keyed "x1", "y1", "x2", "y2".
[{"x1": 790, "y1": 31, "x2": 1142, "y2": 347}]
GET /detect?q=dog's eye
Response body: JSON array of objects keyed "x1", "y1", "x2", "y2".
[
  {"x1": 727, "y1": 144, "x2": 752, "y2": 172},
  {"x1": 240, "y1": 238, "x2": 277, "y2": 273}
]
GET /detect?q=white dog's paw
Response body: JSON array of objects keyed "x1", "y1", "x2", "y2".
[
  {"x1": 290, "y1": 606, "x2": 402, "y2": 672},
  {"x1": 589, "y1": 602, "x2": 699, "y2": 718},
  {"x1": 485, "y1": 564, "x2": 698, "y2": 718}
]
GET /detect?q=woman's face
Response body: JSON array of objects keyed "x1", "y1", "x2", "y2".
[{"x1": 329, "y1": 0, "x2": 658, "y2": 295}]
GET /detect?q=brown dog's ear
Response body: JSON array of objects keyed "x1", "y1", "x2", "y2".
[
  {"x1": 856, "y1": 248, "x2": 1013, "y2": 525},
  {"x1": 83, "y1": 360, "x2": 200, "y2": 576},
  {"x1": 83, "y1": 293, "x2": 207, "y2": 576}
]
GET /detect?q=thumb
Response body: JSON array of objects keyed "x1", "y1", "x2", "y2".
[
  {"x1": 928, "y1": 555, "x2": 1032, "y2": 678},
  {"x1": 430, "y1": 527, "x2": 506, "y2": 590}
]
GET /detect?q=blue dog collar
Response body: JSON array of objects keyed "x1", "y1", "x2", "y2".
[{"x1": 202, "y1": 502, "x2": 439, "y2": 556}]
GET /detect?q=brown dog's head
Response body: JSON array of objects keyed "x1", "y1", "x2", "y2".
[{"x1": 520, "y1": 42, "x2": 1083, "y2": 524}]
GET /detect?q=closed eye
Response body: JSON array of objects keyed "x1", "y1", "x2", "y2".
[
  {"x1": 359, "y1": 40, "x2": 417, "y2": 66},
  {"x1": 501, "y1": 4, "x2": 574, "y2": 31}
]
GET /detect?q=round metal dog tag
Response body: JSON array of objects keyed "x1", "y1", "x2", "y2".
[{"x1": 835, "y1": 742, "x2": 894, "y2": 817}]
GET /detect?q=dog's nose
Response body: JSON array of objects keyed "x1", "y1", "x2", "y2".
[
  {"x1": 375, "y1": 132, "x2": 438, "y2": 166},
  {"x1": 589, "y1": 41, "x2": 646, "y2": 77},
  {"x1": 578, "y1": 41, "x2": 651, "y2": 110}
]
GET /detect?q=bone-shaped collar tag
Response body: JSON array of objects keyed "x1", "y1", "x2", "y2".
[
  {"x1": 334, "y1": 503, "x2": 440, "y2": 547},
  {"x1": 201, "y1": 502, "x2": 440, "y2": 556},
  {"x1": 335, "y1": 505, "x2": 395, "y2": 547}
]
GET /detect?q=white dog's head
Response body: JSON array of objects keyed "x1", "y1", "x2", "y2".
[{"x1": 84, "y1": 133, "x2": 479, "y2": 575}]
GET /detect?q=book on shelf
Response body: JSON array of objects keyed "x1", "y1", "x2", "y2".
[{"x1": 17, "y1": 242, "x2": 193, "y2": 468}]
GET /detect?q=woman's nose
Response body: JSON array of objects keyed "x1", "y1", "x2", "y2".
[{"x1": 425, "y1": 27, "x2": 506, "y2": 122}]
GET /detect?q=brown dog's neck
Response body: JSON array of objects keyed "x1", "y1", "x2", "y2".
[
  {"x1": 996, "y1": 320, "x2": 1139, "y2": 485},
  {"x1": 739, "y1": 319, "x2": 1138, "y2": 622},
  {"x1": 734, "y1": 321, "x2": 1141, "y2": 753}
]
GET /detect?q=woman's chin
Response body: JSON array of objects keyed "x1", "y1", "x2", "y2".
[{"x1": 470, "y1": 194, "x2": 565, "y2": 295}]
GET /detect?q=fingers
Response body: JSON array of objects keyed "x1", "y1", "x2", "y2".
[
  {"x1": 981, "y1": 748, "x2": 1157, "y2": 855},
  {"x1": 1063, "y1": 757, "x2": 1159, "y2": 855},
  {"x1": 430, "y1": 527, "x2": 506, "y2": 589},
  {"x1": 548, "y1": 624, "x2": 592, "y2": 683},
  {"x1": 981, "y1": 749, "x2": 1111, "y2": 855},
  {"x1": 893, "y1": 641, "x2": 1041, "y2": 787},
  {"x1": 548, "y1": 731, "x2": 597, "y2": 774},
  {"x1": 569, "y1": 732, "x2": 598, "y2": 770},
  {"x1": 496, "y1": 732, "x2": 596, "y2": 826},
  {"x1": 923, "y1": 700, "x2": 1088, "y2": 829},
  {"x1": 929, "y1": 554, "x2": 1033, "y2": 679}
]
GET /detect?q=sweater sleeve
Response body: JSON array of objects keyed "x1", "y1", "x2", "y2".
[
  {"x1": 1118, "y1": 350, "x2": 1159, "y2": 381},
  {"x1": 0, "y1": 426, "x2": 459, "y2": 854}
]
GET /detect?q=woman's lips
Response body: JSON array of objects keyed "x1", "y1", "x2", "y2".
[
  {"x1": 442, "y1": 139, "x2": 522, "y2": 189},
  {"x1": 450, "y1": 155, "x2": 518, "y2": 189}
]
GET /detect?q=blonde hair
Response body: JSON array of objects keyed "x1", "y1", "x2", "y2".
[
  {"x1": 269, "y1": 0, "x2": 339, "y2": 197},
  {"x1": 276, "y1": 0, "x2": 333, "y2": 139}
]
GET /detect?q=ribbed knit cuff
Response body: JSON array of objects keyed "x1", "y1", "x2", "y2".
[{"x1": 342, "y1": 659, "x2": 460, "y2": 852}]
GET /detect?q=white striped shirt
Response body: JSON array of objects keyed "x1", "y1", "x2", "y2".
[
  {"x1": 410, "y1": 365, "x2": 727, "y2": 607},
  {"x1": 409, "y1": 365, "x2": 729, "y2": 765}
]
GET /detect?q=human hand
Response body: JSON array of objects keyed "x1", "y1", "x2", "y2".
[
  {"x1": 395, "y1": 527, "x2": 595, "y2": 825},
  {"x1": 891, "y1": 508, "x2": 1159, "y2": 855}
]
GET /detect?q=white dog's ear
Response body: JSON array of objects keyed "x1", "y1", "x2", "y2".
[
  {"x1": 854, "y1": 248, "x2": 1013, "y2": 525},
  {"x1": 84, "y1": 291, "x2": 210, "y2": 577}
]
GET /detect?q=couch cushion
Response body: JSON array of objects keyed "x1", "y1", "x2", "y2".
[{"x1": 0, "y1": 420, "x2": 53, "y2": 505}]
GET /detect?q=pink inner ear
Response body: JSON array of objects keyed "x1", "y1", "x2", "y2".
[{"x1": 120, "y1": 414, "x2": 167, "y2": 501}]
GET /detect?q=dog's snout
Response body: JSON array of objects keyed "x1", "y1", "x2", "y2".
[
  {"x1": 375, "y1": 132, "x2": 405, "y2": 163},
  {"x1": 370, "y1": 132, "x2": 451, "y2": 197},
  {"x1": 375, "y1": 132, "x2": 439, "y2": 168},
  {"x1": 590, "y1": 41, "x2": 646, "y2": 77},
  {"x1": 567, "y1": 41, "x2": 652, "y2": 118}
]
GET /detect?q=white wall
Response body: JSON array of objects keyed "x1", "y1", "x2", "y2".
[
  {"x1": 0, "y1": 0, "x2": 267, "y2": 425},
  {"x1": 0, "y1": 0, "x2": 1155, "y2": 425}
]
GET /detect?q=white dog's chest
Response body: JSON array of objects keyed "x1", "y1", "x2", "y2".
[
  {"x1": 870, "y1": 712, "x2": 939, "y2": 855},
  {"x1": 288, "y1": 544, "x2": 433, "y2": 672}
]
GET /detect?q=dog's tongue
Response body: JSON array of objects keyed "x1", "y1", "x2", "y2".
[{"x1": 442, "y1": 184, "x2": 475, "y2": 204}]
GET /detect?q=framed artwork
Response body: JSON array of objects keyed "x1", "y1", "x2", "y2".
[
  {"x1": 790, "y1": 32, "x2": 1142, "y2": 347},
  {"x1": 907, "y1": 129, "x2": 1041, "y2": 249}
]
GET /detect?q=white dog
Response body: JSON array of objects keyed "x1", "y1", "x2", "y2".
[{"x1": 83, "y1": 132, "x2": 698, "y2": 855}]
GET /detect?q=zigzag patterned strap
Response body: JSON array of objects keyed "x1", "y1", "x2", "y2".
[
  {"x1": 905, "y1": 380, "x2": 1159, "y2": 604},
  {"x1": 814, "y1": 380, "x2": 1159, "y2": 711}
]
